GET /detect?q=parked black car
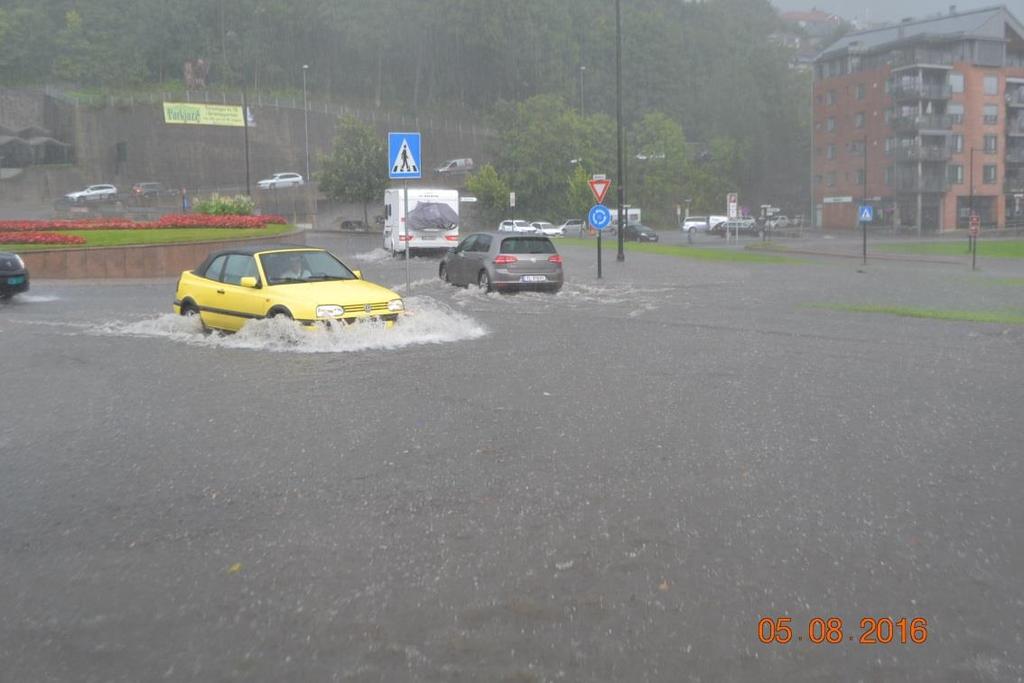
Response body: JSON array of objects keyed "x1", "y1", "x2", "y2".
[
  {"x1": 0, "y1": 252, "x2": 29, "y2": 299},
  {"x1": 622, "y1": 222, "x2": 659, "y2": 242}
]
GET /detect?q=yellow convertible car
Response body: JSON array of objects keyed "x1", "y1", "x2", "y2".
[{"x1": 173, "y1": 245, "x2": 404, "y2": 331}]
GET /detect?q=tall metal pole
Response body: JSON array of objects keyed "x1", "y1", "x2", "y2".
[
  {"x1": 969, "y1": 146, "x2": 975, "y2": 253},
  {"x1": 863, "y1": 136, "x2": 868, "y2": 265},
  {"x1": 579, "y1": 65, "x2": 586, "y2": 117},
  {"x1": 302, "y1": 64, "x2": 310, "y2": 182},
  {"x1": 615, "y1": 0, "x2": 625, "y2": 262},
  {"x1": 242, "y1": 88, "x2": 251, "y2": 196},
  {"x1": 404, "y1": 180, "x2": 410, "y2": 293}
]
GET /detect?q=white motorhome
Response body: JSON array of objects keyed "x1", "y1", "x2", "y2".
[{"x1": 383, "y1": 188, "x2": 460, "y2": 254}]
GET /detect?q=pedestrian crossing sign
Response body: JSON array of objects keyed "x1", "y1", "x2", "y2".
[
  {"x1": 389, "y1": 132, "x2": 421, "y2": 180},
  {"x1": 858, "y1": 205, "x2": 873, "y2": 222}
]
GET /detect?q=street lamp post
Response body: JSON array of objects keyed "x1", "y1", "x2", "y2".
[
  {"x1": 969, "y1": 146, "x2": 975, "y2": 252},
  {"x1": 302, "y1": 64, "x2": 310, "y2": 182},
  {"x1": 615, "y1": 0, "x2": 625, "y2": 262},
  {"x1": 579, "y1": 65, "x2": 586, "y2": 117}
]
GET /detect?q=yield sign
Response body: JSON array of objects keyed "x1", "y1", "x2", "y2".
[{"x1": 589, "y1": 178, "x2": 611, "y2": 204}]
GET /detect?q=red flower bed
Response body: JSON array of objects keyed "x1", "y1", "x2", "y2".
[
  {"x1": 0, "y1": 232, "x2": 87, "y2": 245},
  {"x1": 0, "y1": 214, "x2": 288, "y2": 232}
]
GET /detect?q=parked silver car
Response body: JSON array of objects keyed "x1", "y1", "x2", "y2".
[{"x1": 439, "y1": 233, "x2": 563, "y2": 293}]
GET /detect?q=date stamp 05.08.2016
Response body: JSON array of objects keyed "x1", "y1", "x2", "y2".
[{"x1": 758, "y1": 616, "x2": 928, "y2": 645}]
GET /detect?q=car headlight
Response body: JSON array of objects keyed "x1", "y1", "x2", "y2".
[
  {"x1": 387, "y1": 299, "x2": 405, "y2": 312},
  {"x1": 316, "y1": 305, "x2": 345, "y2": 318}
]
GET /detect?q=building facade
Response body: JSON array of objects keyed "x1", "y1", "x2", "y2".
[{"x1": 812, "y1": 6, "x2": 1024, "y2": 232}]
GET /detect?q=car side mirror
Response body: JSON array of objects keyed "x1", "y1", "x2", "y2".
[
  {"x1": 352, "y1": 269, "x2": 362, "y2": 280},
  {"x1": 240, "y1": 276, "x2": 259, "y2": 289}
]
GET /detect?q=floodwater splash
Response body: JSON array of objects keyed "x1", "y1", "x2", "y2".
[
  {"x1": 87, "y1": 296, "x2": 487, "y2": 353},
  {"x1": 350, "y1": 248, "x2": 392, "y2": 264},
  {"x1": 5, "y1": 294, "x2": 60, "y2": 303}
]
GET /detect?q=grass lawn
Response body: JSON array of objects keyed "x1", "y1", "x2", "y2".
[
  {"x1": 6, "y1": 225, "x2": 294, "y2": 251},
  {"x1": 560, "y1": 237, "x2": 798, "y2": 264},
  {"x1": 874, "y1": 240, "x2": 1024, "y2": 259},
  {"x1": 809, "y1": 303, "x2": 1024, "y2": 325}
]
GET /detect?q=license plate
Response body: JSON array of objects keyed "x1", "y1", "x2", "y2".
[
  {"x1": 422, "y1": 235, "x2": 436, "y2": 241},
  {"x1": 7, "y1": 276, "x2": 24, "y2": 285},
  {"x1": 521, "y1": 275, "x2": 547, "y2": 282}
]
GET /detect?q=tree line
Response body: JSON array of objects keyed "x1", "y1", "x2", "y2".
[{"x1": 0, "y1": 0, "x2": 810, "y2": 222}]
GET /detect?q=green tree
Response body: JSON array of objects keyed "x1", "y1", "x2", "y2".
[
  {"x1": 565, "y1": 164, "x2": 593, "y2": 232},
  {"x1": 465, "y1": 164, "x2": 510, "y2": 227},
  {"x1": 317, "y1": 115, "x2": 388, "y2": 226},
  {"x1": 628, "y1": 112, "x2": 690, "y2": 227}
]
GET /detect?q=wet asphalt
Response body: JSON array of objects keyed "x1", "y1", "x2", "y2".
[{"x1": 1, "y1": 232, "x2": 1022, "y2": 682}]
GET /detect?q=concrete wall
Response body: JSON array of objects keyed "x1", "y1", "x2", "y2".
[{"x1": 0, "y1": 88, "x2": 46, "y2": 130}]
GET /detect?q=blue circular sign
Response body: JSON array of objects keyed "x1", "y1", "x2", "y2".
[{"x1": 588, "y1": 204, "x2": 612, "y2": 231}]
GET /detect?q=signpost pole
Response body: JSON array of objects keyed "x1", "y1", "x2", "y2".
[
  {"x1": 862, "y1": 217, "x2": 867, "y2": 265},
  {"x1": 597, "y1": 231, "x2": 602, "y2": 279},
  {"x1": 404, "y1": 179, "x2": 410, "y2": 293}
]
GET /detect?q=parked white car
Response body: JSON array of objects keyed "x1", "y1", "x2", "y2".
[
  {"x1": 680, "y1": 215, "x2": 727, "y2": 234},
  {"x1": 531, "y1": 221, "x2": 565, "y2": 237},
  {"x1": 257, "y1": 172, "x2": 304, "y2": 189},
  {"x1": 498, "y1": 220, "x2": 537, "y2": 233},
  {"x1": 559, "y1": 219, "x2": 585, "y2": 235},
  {"x1": 766, "y1": 215, "x2": 790, "y2": 229},
  {"x1": 65, "y1": 184, "x2": 118, "y2": 202}
]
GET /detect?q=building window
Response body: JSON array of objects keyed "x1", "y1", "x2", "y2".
[
  {"x1": 855, "y1": 112, "x2": 865, "y2": 128},
  {"x1": 984, "y1": 135, "x2": 997, "y2": 153},
  {"x1": 884, "y1": 109, "x2": 892, "y2": 124},
  {"x1": 826, "y1": 172, "x2": 836, "y2": 187},
  {"x1": 815, "y1": 175, "x2": 823, "y2": 185},
  {"x1": 952, "y1": 134, "x2": 964, "y2": 153},
  {"x1": 949, "y1": 72, "x2": 964, "y2": 93},
  {"x1": 826, "y1": 144, "x2": 836, "y2": 160},
  {"x1": 884, "y1": 166, "x2": 893, "y2": 185},
  {"x1": 948, "y1": 103, "x2": 964, "y2": 125},
  {"x1": 982, "y1": 164, "x2": 997, "y2": 183},
  {"x1": 826, "y1": 117, "x2": 836, "y2": 132},
  {"x1": 856, "y1": 84, "x2": 865, "y2": 100},
  {"x1": 826, "y1": 90, "x2": 836, "y2": 105},
  {"x1": 983, "y1": 75, "x2": 998, "y2": 96},
  {"x1": 947, "y1": 164, "x2": 963, "y2": 185},
  {"x1": 983, "y1": 104, "x2": 998, "y2": 124},
  {"x1": 856, "y1": 169, "x2": 865, "y2": 185}
]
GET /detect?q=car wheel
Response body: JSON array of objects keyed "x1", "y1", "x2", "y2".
[
  {"x1": 180, "y1": 301, "x2": 207, "y2": 331},
  {"x1": 478, "y1": 270, "x2": 492, "y2": 292},
  {"x1": 439, "y1": 263, "x2": 450, "y2": 283},
  {"x1": 268, "y1": 308, "x2": 293, "y2": 321}
]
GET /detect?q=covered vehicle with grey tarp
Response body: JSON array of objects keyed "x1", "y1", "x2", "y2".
[{"x1": 383, "y1": 188, "x2": 461, "y2": 254}]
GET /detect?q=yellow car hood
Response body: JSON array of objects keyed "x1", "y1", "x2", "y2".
[{"x1": 272, "y1": 278, "x2": 401, "y2": 307}]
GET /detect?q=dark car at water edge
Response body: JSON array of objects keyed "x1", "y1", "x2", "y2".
[{"x1": 0, "y1": 252, "x2": 29, "y2": 299}]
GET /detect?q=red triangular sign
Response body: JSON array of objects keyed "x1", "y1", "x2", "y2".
[{"x1": 589, "y1": 178, "x2": 611, "y2": 204}]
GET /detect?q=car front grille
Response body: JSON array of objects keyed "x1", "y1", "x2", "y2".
[{"x1": 342, "y1": 302, "x2": 390, "y2": 315}]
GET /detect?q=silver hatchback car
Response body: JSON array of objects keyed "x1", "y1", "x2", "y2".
[{"x1": 439, "y1": 233, "x2": 563, "y2": 293}]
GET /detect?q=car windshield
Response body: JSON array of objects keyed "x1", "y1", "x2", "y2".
[
  {"x1": 500, "y1": 237, "x2": 556, "y2": 254},
  {"x1": 259, "y1": 250, "x2": 355, "y2": 284}
]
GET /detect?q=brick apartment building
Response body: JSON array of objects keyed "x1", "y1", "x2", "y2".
[{"x1": 812, "y1": 6, "x2": 1024, "y2": 232}]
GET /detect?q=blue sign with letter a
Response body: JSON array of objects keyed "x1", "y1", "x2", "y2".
[{"x1": 858, "y1": 205, "x2": 874, "y2": 222}]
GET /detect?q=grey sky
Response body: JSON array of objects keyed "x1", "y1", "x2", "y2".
[{"x1": 770, "y1": 0, "x2": 1017, "y2": 24}]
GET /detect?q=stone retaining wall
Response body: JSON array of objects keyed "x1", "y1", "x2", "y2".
[{"x1": 19, "y1": 229, "x2": 306, "y2": 279}]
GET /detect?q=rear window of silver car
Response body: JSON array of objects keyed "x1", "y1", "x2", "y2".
[{"x1": 500, "y1": 237, "x2": 556, "y2": 254}]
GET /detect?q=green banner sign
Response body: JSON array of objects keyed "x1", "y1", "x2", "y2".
[{"x1": 163, "y1": 102, "x2": 244, "y2": 127}]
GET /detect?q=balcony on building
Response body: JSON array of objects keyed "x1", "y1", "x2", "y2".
[
  {"x1": 891, "y1": 114, "x2": 954, "y2": 134},
  {"x1": 1007, "y1": 146, "x2": 1024, "y2": 164},
  {"x1": 894, "y1": 173, "x2": 949, "y2": 193},
  {"x1": 1009, "y1": 115, "x2": 1024, "y2": 137},
  {"x1": 891, "y1": 82, "x2": 953, "y2": 102},
  {"x1": 890, "y1": 49, "x2": 954, "y2": 71},
  {"x1": 892, "y1": 144, "x2": 952, "y2": 163},
  {"x1": 1007, "y1": 85, "x2": 1024, "y2": 108},
  {"x1": 1006, "y1": 179, "x2": 1024, "y2": 194}
]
